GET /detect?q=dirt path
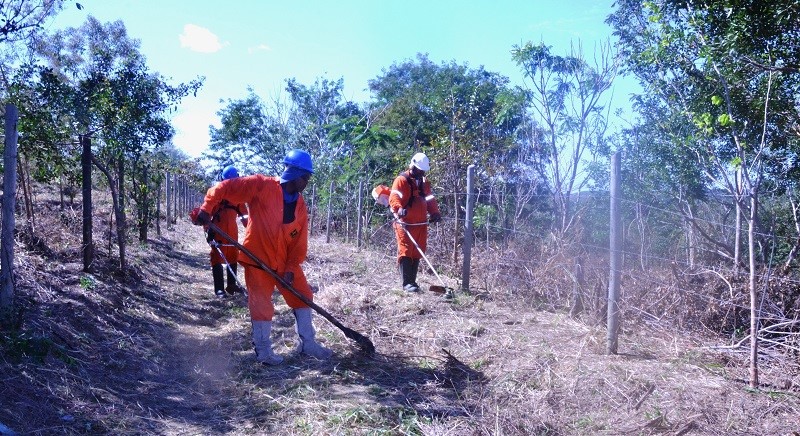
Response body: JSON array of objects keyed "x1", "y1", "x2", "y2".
[{"x1": 133, "y1": 229, "x2": 254, "y2": 434}]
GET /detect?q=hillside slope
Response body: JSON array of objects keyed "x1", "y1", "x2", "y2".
[{"x1": 0, "y1": 216, "x2": 798, "y2": 435}]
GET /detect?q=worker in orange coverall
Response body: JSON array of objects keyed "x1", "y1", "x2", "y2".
[
  {"x1": 194, "y1": 149, "x2": 332, "y2": 365},
  {"x1": 206, "y1": 165, "x2": 247, "y2": 298},
  {"x1": 389, "y1": 152, "x2": 441, "y2": 292}
]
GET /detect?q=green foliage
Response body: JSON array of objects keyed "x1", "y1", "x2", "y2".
[
  {"x1": 472, "y1": 204, "x2": 495, "y2": 230},
  {"x1": 0, "y1": 0, "x2": 68, "y2": 45},
  {"x1": 609, "y1": 0, "x2": 800, "y2": 268},
  {"x1": 0, "y1": 331, "x2": 54, "y2": 363},
  {"x1": 207, "y1": 90, "x2": 287, "y2": 177},
  {"x1": 13, "y1": 16, "x2": 204, "y2": 250},
  {"x1": 79, "y1": 274, "x2": 96, "y2": 290},
  {"x1": 368, "y1": 53, "x2": 526, "y2": 226},
  {"x1": 417, "y1": 358, "x2": 436, "y2": 369},
  {"x1": 470, "y1": 358, "x2": 489, "y2": 370}
]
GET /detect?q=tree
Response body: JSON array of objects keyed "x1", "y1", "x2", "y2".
[
  {"x1": 0, "y1": 0, "x2": 68, "y2": 44},
  {"x1": 33, "y1": 16, "x2": 201, "y2": 269},
  {"x1": 609, "y1": 0, "x2": 800, "y2": 388},
  {"x1": 207, "y1": 90, "x2": 291, "y2": 177},
  {"x1": 511, "y1": 41, "x2": 618, "y2": 238}
]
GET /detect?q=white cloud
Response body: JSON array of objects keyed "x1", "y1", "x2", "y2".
[
  {"x1": 247, "y1": 43, "x2": 272, "y2": 54},
  {"x1": 179, "y1": 24, "x2": 226, "y2": 53},
  {"x1": 171, "y1": 108, "x2": 219, "y2": 158}
]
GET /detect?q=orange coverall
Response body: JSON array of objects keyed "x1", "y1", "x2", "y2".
[
  {"x1": 389, "y1": 171, "x2": 440, "y2": 261},
  {"x1": 207, "y1": 201, "x2": 244, "y2": 266},
  {"x1": 200, "y1": 175, "x2": 312, "y2": 321}
]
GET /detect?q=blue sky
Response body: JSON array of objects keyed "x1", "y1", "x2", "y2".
[{"x1": 47, "y1": 0, "x2": 634, "y2": 158}]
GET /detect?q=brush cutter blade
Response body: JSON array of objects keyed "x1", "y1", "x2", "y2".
[{"x1": 429, "y1": 285, "x2": 448, "y2": 294}]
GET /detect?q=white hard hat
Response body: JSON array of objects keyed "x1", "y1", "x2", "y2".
[{"x1": 410, "y1": 152, "x2": 430, "y2": 171}]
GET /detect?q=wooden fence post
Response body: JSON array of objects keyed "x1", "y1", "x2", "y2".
[
  {"x1": 326, "y1": 180, "x2": 334, "y2": 243},
  {"x1": 356, "y1": 179, "x2": 364, "y2": 250},
  {"x1": 1, "y1": 104, "x2": 19, "y2": 310},
  {"x1": 461, "y1": 164, "x2": 475, "y2": 293},
  {"x1": 569, "y1": 257, "x2": 585, "y2": 318},
  {"x1": 309, "y1": 184, "x2": 316, "y2": 237},
  {"x1": 607, "y1": 152, "x2": 622, "y2": 354},
  {"x1": 81, "y1": 134, "x2": 94, "y2": 273},
  {"x1": 165, "y1": 172, "x2": 172, "y2": 227}
]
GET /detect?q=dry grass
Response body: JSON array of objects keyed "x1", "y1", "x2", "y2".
[{"x1": 0, "y1": 192, "x2": 799, "y2": 435}]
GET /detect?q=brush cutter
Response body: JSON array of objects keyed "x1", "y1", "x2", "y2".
[
  {"x1": 208, "y1": 239, "x2": 248, "y2": 298},
  {"x1": 206, "y1": 222, "x2": 375, "y2": 355},
  {"x1": 395, "y1": 219, "x2": 454, "y2": 297}
]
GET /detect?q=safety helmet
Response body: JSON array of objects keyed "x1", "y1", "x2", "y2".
[
  {"x1": 222, "y1": 165, "x2": 239, "y2": 180},
  {"x1": 410, "y1": 152, "x2": 430, "y2": 172},
  {"x1": 283, "y1": 149, "x2": 314, "y2": 173}
]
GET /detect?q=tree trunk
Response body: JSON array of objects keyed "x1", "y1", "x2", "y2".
[
  {"x1": 18, "y1": 154, "x2": 34, "y2": 229},
  {"x1": 165, "y1": 172, "x2": 172, "y2": 228},
  {"x1": 1, "y1": 104, "x2": 19, "y2": 311},
  {"x1": 116, "y1": 157, "x2": 127, "y2": 270},
  {"x1": 91, "y1": 156, "x2": 125, "y2": 272},
  {"x1": 452, "y1": 189, "x2": 459, "y2": 271},
  {"x1": 81, "y1": 135, "x2": 94, "y2": 273},
  {"x1": 59, "y1": 173, "x2": 65, "y2": 211},
  {"x1": 138, "y1": 165, "x2": 150, "y2": 242},
  {"x1": 156, "y1": 178, "x2": 161, "y2": 237},
  {"x1": 637, "y1": 203, "x2": 647, "y2": 270},
  {"x1": 735, "y1": 167, "x2": 742, "y2": 277},
  {"x1": 748, "y1": 193, "x2": 759, "y2": 388}
]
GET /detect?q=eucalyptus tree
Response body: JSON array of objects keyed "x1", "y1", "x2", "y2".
[
  {"x1": 609, "y1": 0, "x2": 800, "y2": 388},
  {"x1": 0, "y1": 0, "x2": 69, "y2": 88},
  {"x1": 207, "y1": 90, "x2": 293, "y2": 177},
  {"x1": 511, "y1": 41, "x2": 618, "y2": 239},
  {"x1": 284, "y1": 77, "x2": 365, "y2": 182},
  {"x1": 0, "y1": 0, "x2": 77, "y2": 227},
  {"x1": 0, "y1": 0, "x2": 68, "y2": 44},
  {"x1": 209, "y1": 78, "x2": 362, "y2": 236},
  {"x1": 34, "y1": 16, "x2": 201, "y2": 269},
  {"x1": 6, "y1": 63, "x2": 77, "y2": 228},
  {"x1": 208, "y1": 77, "x2": 355, "y2": 177},
  {"x1": 615, "y1": 96, "x2": 709, "y2": 268}
]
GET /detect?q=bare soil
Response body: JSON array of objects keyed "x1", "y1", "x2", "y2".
[{"x1": 1, "y1": 208, "x2": 799, "y2": 435}]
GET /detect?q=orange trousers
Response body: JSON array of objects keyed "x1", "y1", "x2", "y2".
[{"x1": 244, "y1": 264, "x2": 312, "y2": 321}]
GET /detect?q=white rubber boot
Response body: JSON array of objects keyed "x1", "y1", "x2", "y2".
[
  {"x1": 252, "y1": 321, "x2": 283, "y2": 365},
  {"x1": 294, "y1": 308, "x2": 333, "y2": 360}
]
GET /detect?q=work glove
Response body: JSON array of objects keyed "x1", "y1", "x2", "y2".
[
  {"x1": 396, "y1": 208, "x2": 407, "y2": 218},
  {"x1": 195, "y1": 209, "x2": 211, "y2": 226},
  {"x1": 429, "y1": 212, "x2": 442, "y2": 223}
]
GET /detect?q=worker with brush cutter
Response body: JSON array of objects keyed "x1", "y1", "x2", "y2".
[
  {"x1": 203, "y1": 165, "x2": 247, "y2": 299},
  {"x1": 193, "y1": 149, "x2": 332, "y2": 365},
  {"x1": 389, "y1": 152, "x2": 441, "y2": 292}
]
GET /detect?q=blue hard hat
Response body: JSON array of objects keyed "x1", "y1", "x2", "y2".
[
  {"x1": 282, "y1": 149, "x2": 314, "y2": 174},
  {"x1": 222, "y1": 165, "x2": 239, "y2": 180}
]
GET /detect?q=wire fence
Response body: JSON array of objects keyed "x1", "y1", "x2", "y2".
[
  {"x1": 264, "y1": 171, "x2": 800, "y2": 361},
  {"x1": 157, "y1": 162, "x2": 800, "y2": 360}
]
